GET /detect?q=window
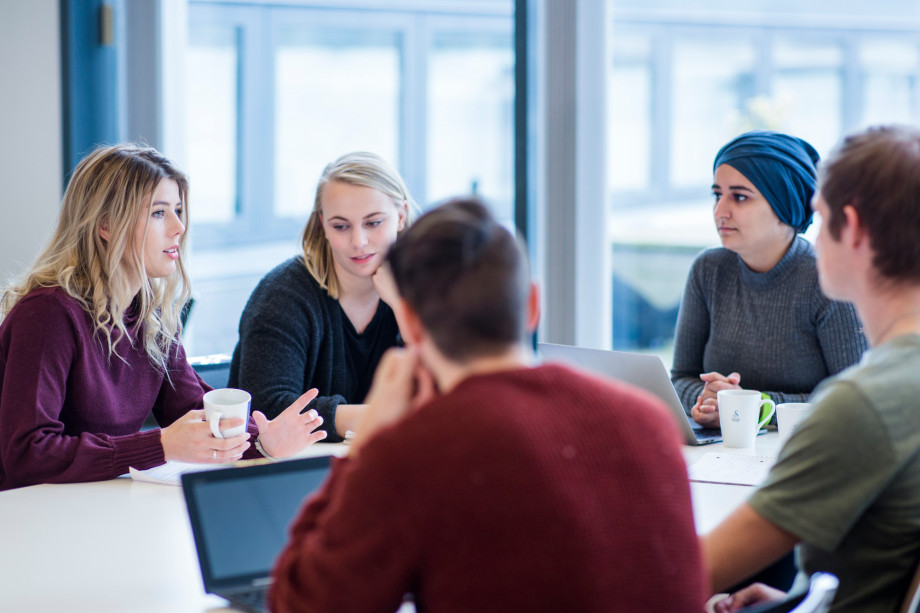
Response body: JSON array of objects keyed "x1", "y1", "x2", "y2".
[
  {"x1": 183, "y1": 1, "x2": 513, "y2": 355},
  {"x1": 608, "y1": 3, "x2": 920, "y2": 361}
]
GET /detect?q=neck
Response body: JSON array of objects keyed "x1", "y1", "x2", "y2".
[
  {"x1": 740, "y1": 234, "x2": 794, "y2": 273},
  {"x1": 423, "y1": 342, "x2": 534, "y2": 394},
  {"x1": 334, "y1": 265, "x2": 375, "y2": 303},
  {"x1": 855, "y1": 283, "x2": 920, "y2": 347}
]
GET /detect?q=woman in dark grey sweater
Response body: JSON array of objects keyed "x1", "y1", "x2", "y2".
[
  {"x1": 229, "y1": 152, "x2": 417, "y2": 441},
  {"x1": 671, "y1": 131, "x2": 867, "y2": 428}
]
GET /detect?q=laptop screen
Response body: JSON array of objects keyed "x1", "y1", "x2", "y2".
[{"x1": 182, "y1": 455, "x2": 333, "y2": 592}]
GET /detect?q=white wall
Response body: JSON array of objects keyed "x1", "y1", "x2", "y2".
[{"x1": 0, "y1": 1, "x2": 62, "y2": 286}]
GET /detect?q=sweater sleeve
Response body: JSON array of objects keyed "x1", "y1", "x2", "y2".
[
  {"x1": 670, "y1": 256, "x2": 710, "y2": 414},
  {"x1": 269, "y1": 452, "x2": 418, "y2": 613},
  {"x1": 232, "y1": 263, "x2": 345, "y2": 440},
  {"x1": 0, "y1": 296, "x2": 165, "y2": 490}
]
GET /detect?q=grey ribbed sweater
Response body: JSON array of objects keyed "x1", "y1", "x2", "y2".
[{"x1": 670, "y1": 237, "x2": 867, "y2": 415}]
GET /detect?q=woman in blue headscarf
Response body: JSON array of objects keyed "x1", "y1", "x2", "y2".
[{"x1": 670, "y1": 130, "x2": 867, "y2": 428}]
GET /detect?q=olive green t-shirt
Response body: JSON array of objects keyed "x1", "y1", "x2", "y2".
[{"x1": 749, "y1": 334, "x2": 920, "y2": 613}]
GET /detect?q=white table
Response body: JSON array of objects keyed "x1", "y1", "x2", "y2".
[
  {"x1": 0, "y1": 436, "x2": 780, "y2": 612},
  {"x1": 684, "y1": 430, "x2": 782, "y2": 534}
]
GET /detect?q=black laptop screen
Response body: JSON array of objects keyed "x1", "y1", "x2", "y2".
[{"x1": 182, "y1": 456, "x2": 332, "y2": 589}]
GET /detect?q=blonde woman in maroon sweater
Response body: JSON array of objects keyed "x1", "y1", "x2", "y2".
[
  {"x1": 269, "y1": 198, "x2": 706, "y2": 612},
  {"x1": 0, "y1": 144, "x2": 325, "y2": 491}
]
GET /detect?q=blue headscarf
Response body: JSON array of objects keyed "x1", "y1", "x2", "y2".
[{"x1": 713, "y1": 130, "x2": 820, "y2": 233}]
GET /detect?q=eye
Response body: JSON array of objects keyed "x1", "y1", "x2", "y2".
[
  {"x1": 711, "y1": 191, "x2": 722, "y2": 203},
  {"x1": 175, "y1": 205, "x2": 184, "y2": 217},
  {"x1": 733, "y1": 193, "x2": 748, "y2": 203},
  {"x1": 332, "y1": 224, "x2": 348, "y2": 231},
  {"x1": 366, "y1": 219, "x2": 383, "y2": 228},
  {"x1": 151, "y1": 208, "x2": 165, "y2": 219}
]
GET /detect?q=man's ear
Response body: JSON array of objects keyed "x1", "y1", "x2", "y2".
[
  {"x1": 395, "y1": 299, "x2": 425, "y2": 347},
  {"x1": 525, "y1": 281, "x2": 541, "y2": 333},
  {"x1": 841, "y1": 204, "x2": 867, "y2": 249}
]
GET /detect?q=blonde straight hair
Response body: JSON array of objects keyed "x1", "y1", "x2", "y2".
[
  {"x1": 0, "y1": 144, "x2": 192, "y2": 373},
  {"x1": 301, "y1": 151, "x2": 417, "y2": 300}
]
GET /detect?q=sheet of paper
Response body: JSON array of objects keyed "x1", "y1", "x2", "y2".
[
  {"x1": 129, "y1": 461, "x2": 235, "y2": 485},
  {"x1": 688, "y1": 452, "x2": 776, "y2": 487}
]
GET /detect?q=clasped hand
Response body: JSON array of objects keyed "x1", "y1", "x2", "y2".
[
  {"x1": 691, "y1": 371, "x2": 741, "y2": 428},
  {"x1": 161, "y1": 389, "x2": 327, "y2": 463},
  {"x1": 349, "y1": 346, "x2": 437, "y2": 457}
]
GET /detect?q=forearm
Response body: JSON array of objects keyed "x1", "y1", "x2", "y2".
[{"x1": 702, "y1": 503, "x2": 798, "y2": 593}]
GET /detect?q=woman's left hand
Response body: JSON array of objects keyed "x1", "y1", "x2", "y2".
[
  {"x1": 372, "y1": 262, "x2": 400, "y2": 308},
  {"x1": 252, "y1": 389, "x2": 327, "y2": 458}
]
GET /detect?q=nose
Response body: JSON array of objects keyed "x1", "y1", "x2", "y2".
[
  {"x1": 713, "y1": 195, "x2": 731, "y2": 220},
  {"x1": 351, "y1": 226, "x2": 368, "y2": 248},
  {"x1": 170, "y1": 210, "x2": 186, "y2": 237}
]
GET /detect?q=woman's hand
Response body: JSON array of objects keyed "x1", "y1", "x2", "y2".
[
  {"x1": 711, "y1": 583, "x2": 786, "y2": 612},
  {"x1": 371, "y1": 262, "x2": 400, "y2": 309},
  {"x1": 691, "y1": 371, "x2": 741, "y2": 427},
  {"x1": 349, "y1": 347, "x2": 437, "y2": 458},
  {"x1": 252, "y1": 389, "x2": 327, "y2": 458},
  {"x1": 161, "y1": 409, "x2": 251, "y2": 463}
]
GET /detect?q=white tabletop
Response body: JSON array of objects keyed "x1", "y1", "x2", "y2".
[{"x1": 0, "y1": 435, "x2": 781, "y2": 612}]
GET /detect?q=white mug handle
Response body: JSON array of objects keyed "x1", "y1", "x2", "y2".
[{"x1": 208, "y1": 411, "x2": 225, "y2": 439}]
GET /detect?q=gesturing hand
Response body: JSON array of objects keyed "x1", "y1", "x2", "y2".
[
  {"x1": 161, "y1": 409, "x2": 251, "y2": 463},
  {"x1": 252, "y1": 389, "x2": 327, "y2": 459},
  {"x1": 349, "y1": 347, "x2": 437, "y2": 457}
]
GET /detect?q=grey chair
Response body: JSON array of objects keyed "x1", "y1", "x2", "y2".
[{"x1": 140, "y1": 353, "x2": 233, "y2": 431}]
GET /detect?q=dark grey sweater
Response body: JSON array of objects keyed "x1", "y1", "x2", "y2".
[
  {"x1": 228, "y1": 256, "x2": 400, "y2": 441},
  {"x1": 670, "y1": 237, "x2": 867, "y2": 415}
]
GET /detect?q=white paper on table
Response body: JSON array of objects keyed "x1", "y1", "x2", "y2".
[
  {"x1": 129, "y1": 461, "x2": 224, "y2": 485},
  {"x1": 688, "y1": 452, "x2": 776, "y2": 487}
]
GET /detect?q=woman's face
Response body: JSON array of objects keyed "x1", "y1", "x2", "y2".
[
  {"x1": 320, "y1": 180, "x2": 407, "y2": 286},
  {"x1": 126, "y1": 178, "x2": 185, "y2": 291},
  {"x1": 712, "y1": 164, "x2": 793, "y2": 269}
]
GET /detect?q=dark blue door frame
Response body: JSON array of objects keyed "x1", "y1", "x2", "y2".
[{"x1": 60, "y1": 0, "x2": 120, "y2": 179}]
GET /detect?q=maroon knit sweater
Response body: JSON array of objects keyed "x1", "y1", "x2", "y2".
[
  {"x1": 270, "y1": 363, "x2": 705, "y2": 612},
  {"x1": 0, "y1": 287, "x2": 258, "y2": 490}
]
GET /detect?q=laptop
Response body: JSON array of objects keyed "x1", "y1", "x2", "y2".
[
  {"x1": 181, "y1": 455, "x2": 333, "y2": 613},
  {"x1": 537, "y1": 342, "x2": 722, "y2": 446}
]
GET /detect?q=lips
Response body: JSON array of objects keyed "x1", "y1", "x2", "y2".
[
  {"x1": 351, "y1": 253, "x2": 375, "y2": 263},
  {"x1": 164, "y1": 247, "x2": 179, "y2": 260}
]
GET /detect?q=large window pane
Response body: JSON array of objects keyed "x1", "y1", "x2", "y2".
[
  {"x1": 774, "y1": 40, "x2": 843, "y2": 154},
  {"x1": 671, "y1": 40, "x2": 756, "y2": 187},
  {"x1": 186, "y1": 25, "x2": 240, "y2": 224},
  {"x1": 609, "y1": 33, "x2": 651, "y2": 192},
  {"x1": 860, "y1": 40, "x2": 920, "y2": 127},
  {"x1": 274, "y1": 30, "x2": 400, "y2": 218},
  {"x1": 427, "y1": 32, "x2": 514, "y2": 221}
]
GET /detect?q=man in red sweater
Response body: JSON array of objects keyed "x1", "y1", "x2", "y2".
[{"x1": 269, "y1": 198, "x2": 705, "y2": 612}]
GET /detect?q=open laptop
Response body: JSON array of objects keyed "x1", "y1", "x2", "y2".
[
  {"x1": 181, "y1": 455, "x2": 333, "y2": 613},
  {"x1": 538, "y1": 342, "x2": 722, "y2": 446}
]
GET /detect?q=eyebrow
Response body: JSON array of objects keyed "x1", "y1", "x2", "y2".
[
  {"x1": 327, "y1": 212, "x2": 386, "y2": 222},
  {"x1": 711, "y1": 184, "x2": 756, "y2": 193}
]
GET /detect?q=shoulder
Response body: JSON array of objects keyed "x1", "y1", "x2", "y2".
[
  {"x1": 247, "y1": 257, "x2": 329, "y2": 310},
  {"x1": 4, "y1": 287, "x2": 86, "y2": 329},
  {"x1": 689, "y1": 247, "x2": 736, "y2": 279}
]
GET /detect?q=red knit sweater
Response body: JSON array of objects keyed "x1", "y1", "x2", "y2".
[{"x1": 270, "y1": 363, "x2": 705, "y2": 612}]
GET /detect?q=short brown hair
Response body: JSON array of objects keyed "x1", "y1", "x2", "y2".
[
  {"x1": 386, "y1": 198, "x2": 529, "y2": 363},
  {"x1": 819, "y1": 125, "x2": 920, "y2": 285}
]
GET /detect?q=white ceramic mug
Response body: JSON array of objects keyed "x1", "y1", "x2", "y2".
[
  {"x1": 718, "y1": 389, "x2": 776, "y2": 449},
  {"x1": 776, "y1": 402, "x2": 813, "y2": 447},
  {"x1": 202, "y1": 388, "x2": 251, "y2": 439}
]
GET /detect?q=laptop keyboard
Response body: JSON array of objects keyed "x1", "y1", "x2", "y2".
[{"x1": 227, "y1": 587, "x2": 268, "y2": 613}]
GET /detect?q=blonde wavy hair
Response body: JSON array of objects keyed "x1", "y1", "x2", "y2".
[
  {"x1": 0, "y1": 144, "x2": 191, "y2": 373},
  {"x1": 301, "y1": 152, "x2": 418, "y2": 300}
]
